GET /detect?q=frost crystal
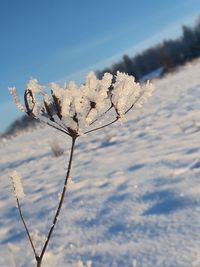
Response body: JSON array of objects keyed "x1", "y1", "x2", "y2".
[
  {"x1": 9, "y1": 71, "x2": 153, "y2": 136},
  {"x1": 9, "y1": 170, "x2": 25, "y2": 199},
  {"x1": 8, "y1": 87, "x2": 25, "y2": 112},
  {"x1": 112, "y1": 71, "x2": 141, "y2": 118},
  {"x1": 26, "y1": 79, "x2": 45, "y2": 93},
  {"x1": 135, "y1": 80, "x2": 154, "y2": 108}
]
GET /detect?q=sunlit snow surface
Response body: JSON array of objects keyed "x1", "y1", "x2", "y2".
[{"x1": 1, "y1": 61, "x2": 200, "y2": 267}]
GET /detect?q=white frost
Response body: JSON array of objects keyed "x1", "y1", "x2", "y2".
[
  {"x1": 26, "y1": 79, "x2": 44, "y2": 93},
  {"x1": 112, "y1": 71, "x2": 153, "y2": 118},
  {"x1": 8, "y1": 87, "x2": 25, "y2": 112},
  {"x1": 9, "y1": 71, "x2": 153, "y2": 135},
  {"x1": 9, "y1": 170, "x2": 25, "y2": 199}
]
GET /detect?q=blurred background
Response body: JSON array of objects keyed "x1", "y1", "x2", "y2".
[{"x1": 1, "y1": 0, "x2": 200, "y2": 137}]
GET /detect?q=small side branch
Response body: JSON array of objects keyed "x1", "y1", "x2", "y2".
[
  {"x1": 84, "y1": 118, "x2": 118, "y2": 134},
  {"x1": 89, "y1": 104, "x2": 114, "y2": 126},
  {"x1": 16, "y1": 198, "x2": 38, "y2": 259},
  {"x1": 124, "y1": 91, "x2": 145, "y2": 115},
  {"x1": 45, "y1": 121, "x2": 71, "y2": 136}
]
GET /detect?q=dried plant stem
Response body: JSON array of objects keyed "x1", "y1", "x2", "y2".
[
  {"x1": 16, "y1": 198, "x2": 38, "y2": 259},
  {"x1": 37, "y1": 136, "x2": 76, "y2": 267},
  {"x1": 16, "y1": 136, "x2": 76, "y2": 267}
]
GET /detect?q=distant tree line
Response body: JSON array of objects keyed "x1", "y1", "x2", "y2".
[
  {"x1": 2, "y1": 115, "x2": 39, "y2": 138},
  {"x1": 96, "y1": 17, "x2": 200, "y2": 81}
]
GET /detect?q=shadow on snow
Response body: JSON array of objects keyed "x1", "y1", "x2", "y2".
[{"x1": 142, "y1": 189, "x2": 197, "y2": 215}]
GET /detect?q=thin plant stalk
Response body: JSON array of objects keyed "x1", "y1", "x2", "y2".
[
  {"x1": 16, "y1": 199, "x2": 38, "y2": 259},
  {"x1": 38, "y1": 136, "x2": 76, "y2": 267},
  {"x1": 16, "y1": 136, "x2": 76, "y2": 267}
]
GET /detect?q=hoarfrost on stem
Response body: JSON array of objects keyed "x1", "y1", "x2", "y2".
[
  {"x1": 8, "y1": 87, "x2": 26, "y2": 112},
  {"x1": 9, "y1": 71, "x2": 154, "y2": 137},
  {"x1": 9, "y1": 170, "x2": 25, "y2": 199}
]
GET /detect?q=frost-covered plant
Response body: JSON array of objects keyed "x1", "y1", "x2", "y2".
[
  {"x1": 9, "y1": 71, "x2": 153, "y2": 267},
  {"x1": 9, "y1": 170, "x2": 25, "y2": 199}
]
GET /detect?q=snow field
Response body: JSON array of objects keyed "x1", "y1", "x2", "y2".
[{"x1": 0, "y1": 60, "x2": 200, "y2": 266}]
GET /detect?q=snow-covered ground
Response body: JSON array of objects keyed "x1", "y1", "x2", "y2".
[{"x1": 1, "y1": 60, "x2": 200, "y2": 267}]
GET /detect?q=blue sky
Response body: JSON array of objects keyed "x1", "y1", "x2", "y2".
[{"x1": 0, "y1": 0, "x2": 200, "y2": 133}]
